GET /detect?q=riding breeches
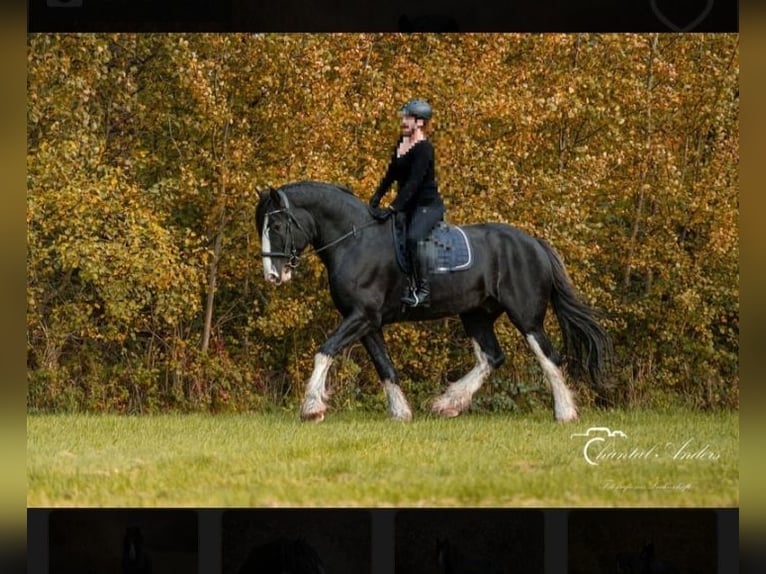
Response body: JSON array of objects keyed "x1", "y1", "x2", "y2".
[{"x1": 405, "y1": 203, "x2": 445, "y2": 262}]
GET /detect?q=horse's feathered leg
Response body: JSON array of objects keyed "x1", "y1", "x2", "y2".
[
  {"x1": 432, "y1": 340, "x2": 493, "y2": 417},
  {"x1": 494, "y1": 234, "x2": 581, "y2": 422},
  {"x1": 301, "y1": 353, "x2": 333, "y2": 422},
  {"x1": 301, "y1": 311, "x2": 374, "y2": 422},
  {"x1": 525, "y1": 329, "x2": 578, "y2": 422},
  {"x1": 432, "y1": 310, "x2": 504, "y2": 417},
  {"x1": 361, "y1": 331, "x2": 412, "y2": 421}
]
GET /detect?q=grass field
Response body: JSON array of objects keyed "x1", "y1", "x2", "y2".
[{"x1": 27, "y1": 408, "x2": 738, "y2": 507}]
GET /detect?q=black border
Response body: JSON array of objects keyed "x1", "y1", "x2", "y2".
[{"x1": 28, "y1": 0, "x2": 738, "y2": 33}]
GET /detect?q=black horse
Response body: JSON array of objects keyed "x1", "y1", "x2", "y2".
[{"x1": 256, "y1": 181, "x2": 612, "y2": 422}]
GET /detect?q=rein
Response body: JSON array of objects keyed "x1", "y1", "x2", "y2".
[
  {"x1": 261, "y1": 196, "x2": 379, "y2": 268},
  {"x1": 306, "y1": 219, "x2": 379, "y2": 260}
]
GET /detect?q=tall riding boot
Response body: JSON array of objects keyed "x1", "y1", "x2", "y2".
[{"x1": 401, "y1": 255, "x2": 431, "y2": 308}]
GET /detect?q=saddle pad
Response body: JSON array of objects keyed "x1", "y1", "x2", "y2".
[
  {"x1": 392, "y1": 218, "x2": 473, "y2": 274},
  {"x1": 425, "y1": 222, "x2": 473, "y2": 273}
]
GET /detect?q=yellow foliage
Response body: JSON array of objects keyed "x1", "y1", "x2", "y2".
[{"x1": 27, "y1": 33, "x2": 739, "y2": 411}]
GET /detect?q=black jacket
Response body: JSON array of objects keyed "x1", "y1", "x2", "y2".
[{"x1": 371, "y1": 139, "x2": 441, "y2": 212}]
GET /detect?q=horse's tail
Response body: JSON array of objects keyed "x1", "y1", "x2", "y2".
[{"x1": 537, "y1": 238, "x2": 614, "y2": 386}]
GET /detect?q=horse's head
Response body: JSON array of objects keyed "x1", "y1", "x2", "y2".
[{"x1": 256, "y1": 187, "x2": 308, "y2": 285}]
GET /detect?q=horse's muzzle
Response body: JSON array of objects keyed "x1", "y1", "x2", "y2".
[{"x1": 266, "y1": 267, "x2": 292, "y2": 285}]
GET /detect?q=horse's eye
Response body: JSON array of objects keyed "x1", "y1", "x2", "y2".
[{"x1": 271, "y1": 222, "x2": 282, "y2": 233}]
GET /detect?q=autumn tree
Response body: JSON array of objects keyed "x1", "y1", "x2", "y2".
[{"x1": 27, "y1": 33, "x2": 738, "y2": 413}]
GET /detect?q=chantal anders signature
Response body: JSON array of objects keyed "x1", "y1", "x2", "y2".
[{"x1": 570, "y1": 427, "x2": 721, "y2": 466}]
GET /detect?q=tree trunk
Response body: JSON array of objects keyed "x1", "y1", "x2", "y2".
[
  {"x1": 200, "y1": 119, "x2": 231, "y2": 353},
  {"x1": 623, "y1": 34, "x2": 658, "y2": 295}
]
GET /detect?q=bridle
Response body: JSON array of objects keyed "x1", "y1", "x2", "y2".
[
  {"x1": 260, "y1": 202, "x2": 306, "y2": 269},
  {"x1": 260, "y1": 189, "x2": 378, "y2": 269}
]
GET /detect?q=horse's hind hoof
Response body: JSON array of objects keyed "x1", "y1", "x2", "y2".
[
  {"x1": 431, "y1": 402, "x2": 462, "y2": 418},
  {"x1": 392, "y1": 411, "x2": 413, "y2": 422},
  {"x1": 555, "y1": 410, "x2": 578, "y2": 423},
  {"x1": 431, "y1": 394, "x2": 468, "y2": 418}
]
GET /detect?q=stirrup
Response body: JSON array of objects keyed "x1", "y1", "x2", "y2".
[
  {"x1": 401, "y1": 293, "x2": 426, "y2": 307},
  {"x1": 400, "y1": 284, "x2": 416, "y2": 306},
  {"x1": 401, "y1": 285, "x2": 430, "y2": 307}
]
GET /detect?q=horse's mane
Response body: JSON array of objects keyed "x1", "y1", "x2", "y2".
[
  {"x1": 281, "y1": 180, "x2": 357, "y2": 197},
  {"x1": 255, "y1": 180, "x2": 362, "y2": 235}
]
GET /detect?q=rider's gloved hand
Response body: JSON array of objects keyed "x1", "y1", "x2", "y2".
[{"x1": 368, "y1": 205, "x2": 394, "y2": 221}]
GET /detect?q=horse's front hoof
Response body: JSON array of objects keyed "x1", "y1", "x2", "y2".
[
  {"x1": 300, "y1": 401, "x2": 326, "y2": 422},
  {"x1": 301, "y1": 394, "x2": 327, "y2": 422},
  {"x1": 300, "y1": 410, "x2": 326, "y2": 423}
]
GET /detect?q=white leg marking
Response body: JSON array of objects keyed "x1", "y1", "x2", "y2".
[
  {"x1": 432, "y1": 340, "x2": 492, "y2": 417},
  {"x1": 383, "y1": 380, "x2": 413, "y2": 422},
  {"x1": 301, "y1": 353, "x2": 332, "y2": 421},
  {"x1": 526, "y1": 334, "x2": 578, "y2": 422}
]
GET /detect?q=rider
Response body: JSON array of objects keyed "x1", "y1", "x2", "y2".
[{"x1": 369, "y1": 98, "x2": 445, "y2": 307}]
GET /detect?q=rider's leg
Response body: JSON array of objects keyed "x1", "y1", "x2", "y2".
[{"x1": 401, "y1": 205, "x2": 443, "y2": 307}]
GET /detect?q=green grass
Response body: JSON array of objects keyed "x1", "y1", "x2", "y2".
[{"x1": 27, "y1": 408, "x2": 738, "y2": 507}]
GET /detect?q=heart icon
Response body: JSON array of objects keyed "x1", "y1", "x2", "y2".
[{"x1": 649, "y1": 0, "x2": 715, "y2": 32}]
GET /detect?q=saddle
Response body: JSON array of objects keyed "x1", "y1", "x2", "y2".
[{"x1": 392, "y1": 214, "x2": 474, "y2": 275}]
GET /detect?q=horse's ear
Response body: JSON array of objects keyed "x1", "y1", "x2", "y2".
[{"x1": 269, "y1": 186, "x2": 283, "y2": 207}]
